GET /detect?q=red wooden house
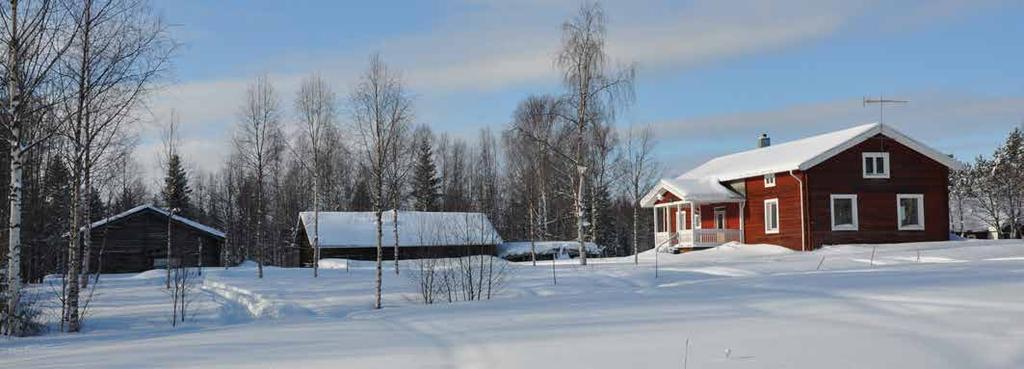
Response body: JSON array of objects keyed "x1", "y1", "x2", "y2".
[{"x1": 641, "y1": 123, "x2": 962, "y2": 252}]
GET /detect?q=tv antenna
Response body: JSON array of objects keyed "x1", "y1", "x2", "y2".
[{"x1": 863, "y1": 95, "x2": 908, "y2": 124}]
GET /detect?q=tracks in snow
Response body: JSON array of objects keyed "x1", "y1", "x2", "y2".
[{"x1": 201, "y1": 280, "x2": 314, "y2": 322}]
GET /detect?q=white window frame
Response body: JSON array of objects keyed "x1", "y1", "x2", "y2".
[
  {"x1": 862, "y1": 152, "x2": 890, "y2": 179},
  {"x1": 764, "y1": 198, "x2": 780, "y2": 234},
  {"x1": 677, "y1": 210, "x2": 688, "y2": 232},
  {"x1": 714, "y1": 207, "x2": 727, "y2": 229},
  {"x1": 693, "y1": 209, "x2": 702, "y2": 230},
  {"x1": 764, "y1": 173, "x2": 776, "y2": 188},
  {"x1": 829, "y1": 194, "x2": 859, "y2": 231},
  {"x1": 897, "y1": 194, "x2": 925, "y2": 231}
]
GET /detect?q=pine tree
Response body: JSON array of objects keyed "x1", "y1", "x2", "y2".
[
  {"x1": 412, "y1": 137, "x2": 440, "y2": 211},
  {"x1": 350, "y1": 175, "x2": 372, "y2": 211},
  {"x1": 161, "y1": 154, "x2": 192, "y2": 216}
]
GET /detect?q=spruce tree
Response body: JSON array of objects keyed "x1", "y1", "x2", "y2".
[
  {"x1": 161, "y1": 154, "x2": 192, "y2": 216},
  {"x1": 411, "y1": 137, "x2": 440, "y2": 211}
]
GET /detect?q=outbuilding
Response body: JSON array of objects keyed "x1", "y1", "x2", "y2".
[
  {"x1": 84, "y1": 204, "x2": 225, "y2": 273},
  {"x1": 295, "y1": 211, "x2": 502, "y2": 264}
]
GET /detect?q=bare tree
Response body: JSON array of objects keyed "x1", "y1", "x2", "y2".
[
  {"x1": 348, "y1": 53, "x2": 411, "y2": 309},
  {"x1": 385, "y1": 124, "x2": 412, "y2": 275},
  {"x1": 0, "y1": 0, "x2": 77, "y2": 336},
  {"x1": 622, "y1": 124, "x2": 658, "y2": 264},
  {"x1": 554, "y1": 2, "x2": 635, "y2": 265},
  {"x1": 293, "y1": 73, "x2": 337, "y2": 278},
  {"x1": 64, "y1": 0, "x2": 171, "y2": 293},
  {"x1": 949, "y1": 161, "x2": 974, "y2": 236},
  {"x1": 235, "y1": 74, "x2": 283, "y2": 279}
]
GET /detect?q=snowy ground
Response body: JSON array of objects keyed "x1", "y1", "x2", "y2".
[{"x1": 3, "y1": 240, "x2": 1024, "y2": 369}]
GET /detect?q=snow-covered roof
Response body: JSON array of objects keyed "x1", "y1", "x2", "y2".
[
  {"x1": 642, "y1": 123, "x2": 963, "y2": 207},
  {"x1": 87, "y1": 204, "x2": 226, "y2": 239},
  {"x1": 298, "y1": 211, "x2": 503, "y2": 248},
  {"x1": 681, "y1": 122, "x2": 961, "y2": 182}
]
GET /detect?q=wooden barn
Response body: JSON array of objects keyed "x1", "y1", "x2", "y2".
[
  {"x1": 84, "y1": 204, "x2": 225, "y2": 273},
  {"x1": 642, "y1": 123, "x2": 962, "y2": 251},
  {"x1": 296, "y1": 211, "x2": 502, "y2": 264}
]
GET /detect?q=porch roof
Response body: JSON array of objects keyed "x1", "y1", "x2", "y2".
[{"x1": 640, "y1": 177, "x2": 744, "y2": 207}]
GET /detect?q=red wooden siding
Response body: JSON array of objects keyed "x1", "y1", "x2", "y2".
[
  {"x1": 804, "y1": 134, "x2": 950, "y2": 247},
  {"x1": 743, "y1": 171, "x2": 809, "y2": 251},
  {"x1": 696, "y1": 203, "x2": 741, "y2": 230}
]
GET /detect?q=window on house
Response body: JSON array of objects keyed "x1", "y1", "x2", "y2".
[
  {"x1": 677, "y1": 210, "x2": 688, "y2": 231},
  {"x1": 830, "y1": 194, "x2": 858, "y2": 231},
  {"x1": 863, "y1": 152, "x2": 890, "y2": 178},
  {"x1": 714, "y1": 207, "x2": 726, "y2": 229},
  {"x1": 897, "y1": 194, "x2": 925, "y2": 230},
  {"x1": 764, "y1": 173, "x2": 776, "y2": 188},
  {"x1": 694, "y1": 209, "x2": 702, "y2": 229},
  {"x1": 764, "y1": 199, "x2": 779, "y2": 234}
]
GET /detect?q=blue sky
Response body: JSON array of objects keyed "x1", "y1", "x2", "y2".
[{"x1": 141, "y1": 0, "x2": 1024, "y2": 184}]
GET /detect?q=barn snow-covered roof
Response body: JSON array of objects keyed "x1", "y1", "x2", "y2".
[
  {"x1": 298, "y1": 211, "x2": 503, "y2": 249},
  {"x1": 87, "y1": 204, "x2": 226, "y2": 239}
]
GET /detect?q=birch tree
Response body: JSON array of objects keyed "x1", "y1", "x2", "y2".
[
  {"x1": 349, "y1": 53, "x2": 411, "y2": 308},
  {"x1": 294, "y1": 73, "x2": 336, "y2": 278},
  {"x1": 622, "y1": 124, "x2": 657, "y2": 264},
  {"x1": 0, "y1": 0, "x2": 75, "y2": 336},
  {"x1": 555, "y1": 2, "x2": 634, "y2": 265},
  {"x1": 235, "y1": 74, "x2": 283, "y2": 279}
]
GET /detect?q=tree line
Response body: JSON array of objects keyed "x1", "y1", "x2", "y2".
[
  {"x1": 950, "y1": 127, "x2": 1024, "y2": 239},
  {"x1": 0, "y1": 1, "x2": 664, "y2": 331},
  {"x1": 0, "y1": 0, "x2": 173, "y2": 335}
]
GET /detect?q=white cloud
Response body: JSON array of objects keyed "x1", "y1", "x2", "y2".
[
  {"x1": 139, "y1": 0, "x2": 1012, "y2": 186},
  {"x1": 652, "y1": 92, "x2": 1024, "y2": 176}
]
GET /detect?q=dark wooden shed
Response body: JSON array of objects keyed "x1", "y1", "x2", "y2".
[{"x1": 84, "y1": 204, "x2": 226, "y2": 274}]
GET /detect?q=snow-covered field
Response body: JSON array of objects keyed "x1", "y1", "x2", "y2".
[{"x1": 3, "y1": 240, "x2": 1024, "y2": 369}]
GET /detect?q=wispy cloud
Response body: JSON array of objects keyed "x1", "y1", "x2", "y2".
[{"x1": 652, "y1": 92, "x2": 1024, "y2": 176}]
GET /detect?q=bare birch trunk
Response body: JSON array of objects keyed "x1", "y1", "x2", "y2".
[
  {"x1": 633, "y1": 201, "x2": 639, "y2": 265},
  {"x1": 374, "y1": 208, "x2": 383, "y2": 309},
  {"x1": 4, "y1": 138, "x2": 22, "y2": 334},
  {"x1": 392, "y1": 207, "x2": 399, "y2": 275},
  {"x1": 166, "y1": 210, "x2": 172, "y2": 289},
  {"x1": 66, "y1": 161, "x2": 83, "y2": 332},
  {"x1": 312, "y1": 172, "x2": 319, "y2": 278},
  {"x1": 529, "y1": 201, "x2": 536, "y2": 266}
]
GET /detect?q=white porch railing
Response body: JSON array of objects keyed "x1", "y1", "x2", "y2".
[
  {"x1": 656, "y1": 229, "x2": 742, "y2": 251},
  {"x1": 690, "y1": 229, "x2": 742, "y2": 247}
]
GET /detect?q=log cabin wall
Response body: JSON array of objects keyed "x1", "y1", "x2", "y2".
[{"x1": 85, "y1": 209, "x2": 224, "y2": 274}]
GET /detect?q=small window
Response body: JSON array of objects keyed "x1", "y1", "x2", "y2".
[
  {"x1": 764, "y1": 173, "x2": 776, "y2": 188},
  {"x1": 714, "y1": 207, "x2": 726, "y2": 229},
  {"x1": 897, "y1": 194, "x2": 925, "y2": 230},
  {"x1": 694, "y1": 209, "x2": 702, "y2": 229},
  {"x1": 830, "y1": 194, "x2": 858, "y2": 231},
  {"x1": 677, "y1": 210, "x2": 688, "y2": 231},
  {"x1": 764, "y1": 199, "x2": 780, "y2": 234},
  {"x1": 863, "y1": 152, "x2": 890, "y2": 178}
]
